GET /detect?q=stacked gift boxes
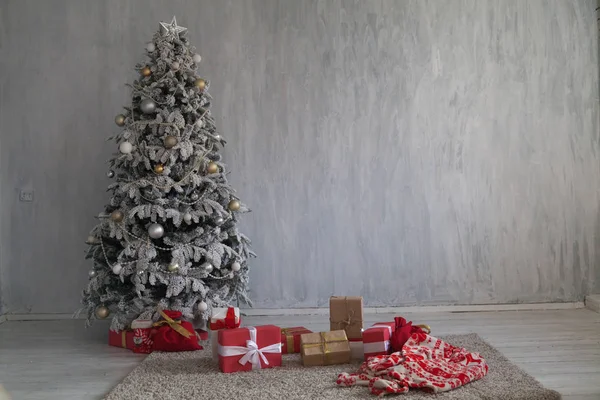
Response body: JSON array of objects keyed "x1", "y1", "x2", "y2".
[{"x1": 329, "y1": 296, "x2": 364, "y2": 360}]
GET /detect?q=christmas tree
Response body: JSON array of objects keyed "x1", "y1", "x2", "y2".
[{"x1": 81, "y1": 17, "x2": 254, "y2": 331}]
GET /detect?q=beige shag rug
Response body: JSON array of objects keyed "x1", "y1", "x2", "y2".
[{"x1": 105, "y1": 333, "x2": 561, "y2": 400}]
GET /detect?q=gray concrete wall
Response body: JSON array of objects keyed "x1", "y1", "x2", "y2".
[{"x1": 0, "y1": 0, "x2": 598, "y2": 313}]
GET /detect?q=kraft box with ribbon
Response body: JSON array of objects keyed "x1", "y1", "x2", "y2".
[
  {"x1": 329, "y1": 296, "x2": 363, "y2": 340},
  {"x1": 210, "y1": 307, "x2": 242, "y2": 361},
  {"x1": 300, "y1": 330, "x2": 351, "y2": 367},
  {"x1": 217, "y1": 325, "x2": 282, "y2": 373}
]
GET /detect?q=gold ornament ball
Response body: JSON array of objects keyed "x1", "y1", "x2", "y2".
[
  {"x1": 167, "y1": 263, "x2": 179, "y2": 273},
  {"x1": 228, "y1": 200, "x2": 241, "y2": 211},
  {"x1": 115, "y1": 114, "x2": 126, "y2": 127},
  {"x1": 110, "y1": 210, "x2": 124, "y2": 223},
  {"x1": 207, "y1": 162, "x2": 219, "y2": 174},
  {"x1": 194, "y1": 78, "x2": 206, "y2": 90},
  {"x1": 95, "y1": 306, "x2": 110, "y2": 319},
  {"x1": 154, "y1": 164, "x2": 165, "y2": 174},
  {"x1": 164, "y1": 135, "x2": 178, "y2": 149},
  {"x1": 141, "y1": 66, "x2": 152, "y2": 77},
  {"x1": 86, "y1": 235, "x2": 98, "y2": 244}
]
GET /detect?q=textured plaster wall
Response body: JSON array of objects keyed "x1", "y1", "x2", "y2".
[{"x1": 0, "y1": 0, "x2": 598, "y2": 313}]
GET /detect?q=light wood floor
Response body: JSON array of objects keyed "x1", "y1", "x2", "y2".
[{"x1": 0, "y1": 309, "x2": 599, "y2": 400}]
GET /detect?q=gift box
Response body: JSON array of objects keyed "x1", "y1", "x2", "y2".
[
  {"x1": 210, "y1": 307, "x2": 241, "y2": 361},
  {"x1": 349, "y1": 338, "x2": 364, "y2": 360},
  {"x1": 281, "y1": 327, "x2": 312, "y2": 354},
  {"x1": 363, "y1": 322, "x2": 396, "y2": 360},
  {"x1": 300, "y1": 330, "x2": 351, "y2": 367},
  {"x1": 329, "y1": 296, "x2": 363, "y2": 340},
  {"x1": 196, "y1": 329, "x2": 209, "y2": 341},
  {"x1": 217, "y1": 325, "x2": 282, "y2": 373},
  {"x1": 109, "y1": 329, "x2": 135, "y2": 350}
]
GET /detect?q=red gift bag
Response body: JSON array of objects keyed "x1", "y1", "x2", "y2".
[
  {"x1": 151, "y1": 310, "x2": 203, "y2": 352},
  {"x1": 390, "y1": 317, "x2": 431, "y2": 352}
]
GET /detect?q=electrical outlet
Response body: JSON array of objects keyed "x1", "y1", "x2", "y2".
[{"x1": 19, "y1": 189, "x2": 34, "y2": 202}]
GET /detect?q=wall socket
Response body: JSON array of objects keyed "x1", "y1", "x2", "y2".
[{"x1": 19, "y1": 189, "x2": 34, "y2": 202}]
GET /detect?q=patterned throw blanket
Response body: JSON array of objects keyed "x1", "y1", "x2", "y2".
[{"x1": 337, "y1": 333, "x2": 489, "y2": 396}]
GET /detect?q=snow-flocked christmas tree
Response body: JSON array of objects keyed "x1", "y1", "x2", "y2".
[{"x1": 81, "y1": 17, "x2": 254, "y2": 331}]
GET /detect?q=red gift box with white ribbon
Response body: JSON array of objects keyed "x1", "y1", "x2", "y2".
[
  {"x1": 217, "y1": 325, "x2": 282, "y2": 373},
  {"x1": 210, "y1": 307, "x2": 241, "y2": 361},
  {"x1": 362, "y1": 322, "x2": 396, "y2": 361}
]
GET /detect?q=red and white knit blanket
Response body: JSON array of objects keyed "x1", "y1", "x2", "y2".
[{"x1": 337, "y1": 333, "x2": 489, "y2": 396}]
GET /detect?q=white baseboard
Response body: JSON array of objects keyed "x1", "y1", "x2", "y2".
[
  {"x1": 241, "y1": 302, "x2": 584, "y2": 316},
  {"x1": 2, "y1": 302, "x2": 584, "y2": 321},
  {"x1": 585, "y1": 295, "x2": 600, "y2": 313}
]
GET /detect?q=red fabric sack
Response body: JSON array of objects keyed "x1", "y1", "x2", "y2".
[
  {"x1": 151, "y1": 310, "x2": 203, "y2": 352},
  {"x1": 390, "y1": 317, "x2": 428, "y2": 352}
]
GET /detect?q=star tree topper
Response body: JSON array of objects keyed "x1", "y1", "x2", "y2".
[{"x1": 160, "y1": 16, "x2": 187, "y2": 39}]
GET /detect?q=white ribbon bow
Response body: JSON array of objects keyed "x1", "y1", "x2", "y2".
[{"x1": 217, "y1": 326, "x2": 282, "y2": 369}]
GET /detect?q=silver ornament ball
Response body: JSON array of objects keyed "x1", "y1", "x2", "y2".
[
  {"x1": 231, "y1": 262, "x2": 241, "y2": 272},
  {"x1": 148, "y1": 223, "x2": 165, "y2": 239},
  {"x1": 183, "y1": 213, "x2": 193, "y2": 224},
  {"x1": 197, "y1": 301, "x2": 208, "y2": 312},
  {"x1": 119, "y1": 141, "x2": 133, "y2": 154},
  {"x1": 192, "y1": 54, "x2": 202, "y2": 63},
  {"x1": 146, "y1": 42, "x2": 156, "y2": 52},
  {"x1": 201, "y1": 262, "x2": 213, "y2": 273},
  {"x1": 215, "y1": 216, "x2": 224, "y2": 225},
  {"x1": 106, "y1": 170, "x2": 115, "y2": 178},
  {"x1": 214, "y1": 134, "x2": 221, "y2": 141},
  {"x1": 167, "y1": 263, "x2": 179, "y2": 272},
  {"x1": 112, "y1": 263, "x2": 122, "y2": 275},
  {"x1": 171, "y1": 61, "x2": 180, "y2": 70},
  {"x1": 190, "y1": 193, "x2": 199, "y2": 201},
  {"x1": 140, "y1": 98, "x2": 156, "y2": 114},
  {"x1": 88, "y1": 270, "x2": 97, "y2": 278}
]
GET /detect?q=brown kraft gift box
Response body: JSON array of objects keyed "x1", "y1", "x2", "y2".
[
  {"x1": 329, "y1": 296, "x2": 363, "y2": 339},
  {"x1": 300, "y1": 330, "x2": 351, "y2": 367}
]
